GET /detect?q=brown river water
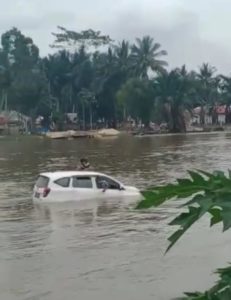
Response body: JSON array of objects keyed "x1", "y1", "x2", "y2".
[{"x1": 0, "y1": 133, "x2": 231, "y2": 300}]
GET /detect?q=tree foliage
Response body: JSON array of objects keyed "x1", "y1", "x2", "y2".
[
  {"x1": 0, "y1": 28, "x2": 48, "y2": 114},
  {"x1": 51, "y1": 26, "x2": 112, "y2": 50},
  {"x1": 1, "y1": 26, "x2": 231, "y2": 131},
  {"x1": 131, "y1": 36, "x2": 168, "y2": 78},
  {"x1": 138, "y1": 170, "x2": 231, "y2": 299},
  {"x1": 154, "y1": 67, "x2": 196, "y2": 132},
  {"x1": 117, "y1": 78, "x2": 155, "y2": 126}
]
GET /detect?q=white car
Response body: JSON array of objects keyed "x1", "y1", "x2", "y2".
[{"x1": 32, "y1": 171, "x2": 141, "y2": 202}]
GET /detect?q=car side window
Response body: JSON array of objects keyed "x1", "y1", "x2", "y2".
[
  {"x1": 72, "y1": 177, "x2": 93, "y2": 188},
  {"x1": 54, "y1": 177, "x2": 70, "y2": 188},
  {"x1": 96, "y1": 176, "x2": 120, "y2": 190}
]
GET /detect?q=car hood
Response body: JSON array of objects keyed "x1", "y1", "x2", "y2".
[{"x1": 124, "y1": 186, "x2": 140, "y2": 193}]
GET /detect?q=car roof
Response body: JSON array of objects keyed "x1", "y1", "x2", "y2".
[{"x1": 39, "y1": 171, "x2": 111, "y2": 180}]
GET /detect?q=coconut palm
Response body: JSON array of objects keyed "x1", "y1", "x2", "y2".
[
  {"x1": 114, "y1": 40, "x2": 132, "y2": 73},
  {"x1": 155, "y1": 67, "x2": 195, "y2": 132},
  {"x1": 195, "y1": 63, "x2": 220, "y2": 124},
  {"x1": 220, "y1": 75, "x2": 231, "y2": 104},
  {"x1": 131, "y1": 36, "x2": 168, "y2": 79}
]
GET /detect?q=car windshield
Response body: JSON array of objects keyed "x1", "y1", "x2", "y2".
[{"x1": 36, "y1": 176, "x2": 49, "y2": 188}]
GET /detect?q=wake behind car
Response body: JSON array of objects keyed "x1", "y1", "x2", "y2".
[{"x1": 33, "y1": 171, "x2": 141, "y2": 202}]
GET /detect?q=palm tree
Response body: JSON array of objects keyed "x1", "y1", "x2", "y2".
[
  {"x1": 70, "y1": 48, "x2": 95, "y2": 128},
  {"x1": 219, "y1": 75, "x2": 231, "y2": 123},
  {"x1": 155, "y1": 67, "x2": 194, "y2": 132},
  {"x1": 196, "y1": 63, "x2": 219, "y2": 124},
  {"x1": 0, "y1": 52, "x2": 11, "y2": 111},
  {"x1": 42, "y1": 50, "x2": 72, "y2": 112},
  {"x1": 114, "y1": 40, "x2": 131, "y2": 73},
  {"x1": 117, "y1": 78, "x2": 155, "y2": 127},
  {"x1": 78, "y1": 88, "x2": 96, "y2": 130},
  {"x1": 0, "y1": 66, "x2": 9, "y2": 110},
  {"x1": 131, "y1": 36, "x2": 168, "y2": 79},
  {"x1": 93, "y1": 47, "x2": 117, "y2": 93},
  {"x1": 220, "y1": 75, "x2": 231, "y2": 104},
  {"x1": 93, "y1": 47, "x2": 129, "y2": 125}
]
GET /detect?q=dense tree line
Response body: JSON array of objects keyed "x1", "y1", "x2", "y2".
[{"x1": 0, "y1": 26, "x2": 231, "y2": 132}]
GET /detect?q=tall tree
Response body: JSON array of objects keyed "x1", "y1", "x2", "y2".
[
  {"x1": 1, "y1": 27, "x2": 39, "y2": 69},
  {"x1": 114, "y1": 40, "x2": 132, "y2": 74},
  {"x1": 51, "y1": 26, "x2": 112, "y2": 51},
  {"x1": 43, "y1": 50, "x2": 72, "y2": 112},
  {"x1": 131, "y1": 36, "x2": 168, "y2": 79},
  {"x1": 195, "y1": 63, "x2": 219, "y2": 124},
  {"x1": 154, "y1": 67, "x2": 195, "y2": 133},
  {"x1": 117, "y1": 78, "x2": 155, "y2": 127},
  {"x1": 1, "y1": 28, "x2": 48, "y2": 114},
  {"x1": 70, "y1": 47, "x2": 95, "y2": 122},
  {"x1": 0, "y1": 50, "x2": 11, "y2": 110},
  {"x1": 93, "y1": 48, "x2": 122, "y2": 125},
  {"x1": 220, "y1": 75, "x2": 231, "y2": 105}
]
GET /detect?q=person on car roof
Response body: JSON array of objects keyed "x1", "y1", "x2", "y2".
[{"x1": 78, "y1": 158, "x2": 91, "y2": 170}]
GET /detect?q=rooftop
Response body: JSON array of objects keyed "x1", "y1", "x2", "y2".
[{"x1": 40, "y1": 171, "x2": 108, "y2": 179}]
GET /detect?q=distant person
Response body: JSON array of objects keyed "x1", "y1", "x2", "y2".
[{"x1": 78, "y1": 158, "x2": 91, "y2": 170}]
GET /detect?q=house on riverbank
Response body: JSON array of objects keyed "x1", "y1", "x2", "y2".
[
  {"x1": 191, "y1": 105, "x2": 231, "y2": 126},
  {"x1": 191, "y1": 106, "x2": 212, "y2": 125},
  {"x1": 215, "y1": 105, "x2": 227, "y2": 125},
  {"x1": 0, "y1": 111, "x2": 31, "y2": 135}
]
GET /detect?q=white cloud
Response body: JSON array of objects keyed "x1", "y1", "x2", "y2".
[{"x1": 0, "y1": 0, "x2": 230, "y2": 73}]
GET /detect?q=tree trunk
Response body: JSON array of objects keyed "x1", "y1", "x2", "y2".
[
  {"x1": 89, "y1": 103, "x2": 93, "y2": 130},
  {"x1": 170, "y1": 108, "x2": 186, "y2": 133},
  {"x1": 82, "y1": 102, "x2": 85, "y2": 130},
  {"x1": 69, "y1": 85, "x2": 73, "y2": 112},
  {"x1": 1, "y1": 89, "x2": 8, "y2": 111},
  {"x1": 200, "y1": 106, "x2": 205, "y2": 125},
  {"x1": 123, "y1": 107, "x2": 126, "y2": 122}
]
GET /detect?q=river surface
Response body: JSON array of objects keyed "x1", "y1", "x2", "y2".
[{"x1": 0, "y1": 133, "x2": 231, "y2": 300}]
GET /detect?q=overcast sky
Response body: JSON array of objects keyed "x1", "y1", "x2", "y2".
[{"x1": 0, "y1": 0, "x2": 230, "y2": 73}]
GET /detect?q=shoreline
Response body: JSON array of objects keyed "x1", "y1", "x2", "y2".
[{"x1": 1, "y1": 129, "x2": 231, "y2": 140}]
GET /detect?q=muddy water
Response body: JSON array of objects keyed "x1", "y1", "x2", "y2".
[{"x1": 0, "y1": 133, "x2": 231, "y2": 300}]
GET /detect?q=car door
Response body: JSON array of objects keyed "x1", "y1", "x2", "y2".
[
  {"x1": 51, "y1": 177, "x2": 72, "y2": 201},
  {"x1": 71, "y1": 176, "x2": 95, "y2": 200},
  {"x1": 95, "y1": 175, "x2": 122, "y2": 198}
]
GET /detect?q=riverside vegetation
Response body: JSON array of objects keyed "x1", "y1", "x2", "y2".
[{"x1": 1, "y1": 27, "x2": 231, "y2": 132}]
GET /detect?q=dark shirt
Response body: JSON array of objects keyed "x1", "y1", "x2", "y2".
[{"x1": 78, "y1": 165, "x2": 91, "y2": 171}]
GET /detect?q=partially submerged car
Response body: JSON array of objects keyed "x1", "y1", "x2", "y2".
[{"x1": 33, "y1": 171, "x2": 141, "y2": 202}]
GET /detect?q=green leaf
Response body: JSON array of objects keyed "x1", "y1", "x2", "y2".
[
  {"x1": 172, "y1": 262, "x2": 231, "y2": 299},
  {"x1": 137, "y1": 169, "x2": 231, "y2": 298},
  {"x1": 138, "y1": 182, "x2": 206, "y2": 209},
  {"x1": 196, "y1": 169, "x2": 213, "y2": 179},
  {"x1": 221, "y1": 209, "x2": 231, "y2": 231},
  {"x1": 167, "y1": 206, "x2": 205, "y2": 252},
  {"x1": 209, "y1": 208, "x2": 222, "y2": 226},
  {"x1": 213, "y1": 201, "x2": 231, "y2": 231},
  {"x1": 213, "y1": 170, "x2": 226, "y2": 178},
  {"x1": 167, "y1": 229, "x2": 185, "y2": 252},
  {"x1": 177, "y1": 178, "x2": 194, "y2": 185},
  {"x1": 188, "y1": 170, "x2": 206, "y2": 184},
  {"x1": 137, "y1": 170, "x2": 223, "y2": 210},
  {"x1": 173, "y1": 291, "x2": 208, "y2": 300},
  {"x1": 137, "y1": 190, "x2": 162, "y2": 209},
  {"x1": 182, "y1": 194, "x2": 205, "y2": 207},
  {"x1": 138, "y1": 169, "x2": 231, "y2": 253}
]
